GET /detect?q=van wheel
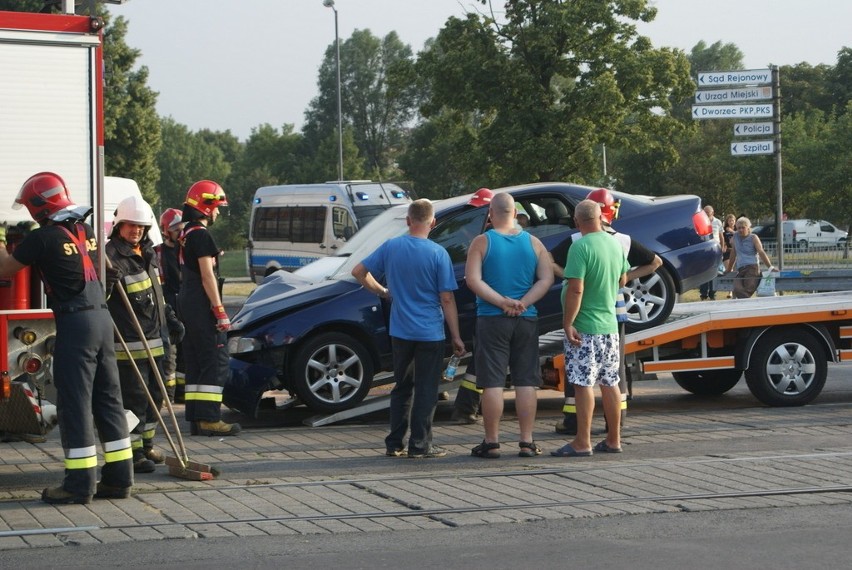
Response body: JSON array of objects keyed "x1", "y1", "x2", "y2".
[
  {"x1": 623, "y1": 267, "x2": 676, "y2": 332},
  {"x1": 291, "y1": 333, "x2": 373, "y2": 413},
  {"x1": 673, "y1": 369, "x2": 742, "y2": 395},
  {"x1": 797, "y1": 239, "x2": 808, "y2": 251},
  {"x1": 744, "y1": 329, "x2": 826, "y2": 406}
]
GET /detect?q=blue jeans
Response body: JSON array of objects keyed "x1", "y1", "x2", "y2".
[
  {"x1": 385, "y1": 337, "x2": 444, "y2": 454},
  {"x1": 699, "y1": 279, "x2": 716, "y2": 300}
]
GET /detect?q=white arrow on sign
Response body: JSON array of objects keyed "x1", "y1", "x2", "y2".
[
  {"x1": 698, "y1": 69, "x2": 772, "y2": 86},
  {"x1": 692, "y1": 104, "x2": 773, "y2": 120},
  {"x1": 734, "y1": 122, "x2": 774, "y2": 136},
  {"x1": 695, "y1": 86, "x2": 772, "y2": 103},
  {"x1": 731, "y1": 140, "x2": 775, "y2": 156}
]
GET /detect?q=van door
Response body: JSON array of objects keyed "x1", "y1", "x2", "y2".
[{"x1": 327, "y1": 205, "x2": 356, "y2": 253}]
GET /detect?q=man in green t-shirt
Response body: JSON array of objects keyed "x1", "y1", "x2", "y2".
[{"x1": 552, "y1": 200, "x2": 629, "y2": 457}]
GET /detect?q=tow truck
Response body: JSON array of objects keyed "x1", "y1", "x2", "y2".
[{"x1": 543, "y1": 291, "x2": 852, "y2": 406}]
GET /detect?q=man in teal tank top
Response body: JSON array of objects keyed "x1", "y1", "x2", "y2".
[{"x1": 465, "y1": 193, "x2": 554, "y2": 458}]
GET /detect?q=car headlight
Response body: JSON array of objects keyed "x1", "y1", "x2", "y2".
[{"x1": 227, "y1": 336, "x2": 264, "y2": 355}]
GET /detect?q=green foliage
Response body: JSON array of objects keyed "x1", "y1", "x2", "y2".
[{"x1": 410, "y1": 1, "x2": 693, "y2": 192}]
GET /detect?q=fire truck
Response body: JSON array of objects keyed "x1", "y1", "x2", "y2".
[
  {"x1": 543, "y1": 291, "x2": 852, "y2": 407},
  {"x1": 0, "y1": 9, "x2": 107, "y2": 439}
]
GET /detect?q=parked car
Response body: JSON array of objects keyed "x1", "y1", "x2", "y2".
[
  {"x1": 224, "y1": 183, "x2": 721, "y2": 416},
  {"x1": 754, "y1": 220, "x2": 848, "y2": 251}
]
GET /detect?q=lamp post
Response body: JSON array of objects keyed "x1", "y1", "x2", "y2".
[{"x1": 323, "y1": 0, "x2": 344, "y2": 181}]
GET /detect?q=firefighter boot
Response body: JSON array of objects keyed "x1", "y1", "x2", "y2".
[
  {"x1": 165, "y1": 384, "x2": 177, "y2": 403},
  {"x1": 555, "y1": 414, "x2": 578, "y2": 435},
  {"x1": 133, "y1": 450, "x2": 156, "y2": 474},
  {"x1": 42, "y1": 486, "x2": 92, "y2": 505},
  {"x1": 143, "y1": 446, "x2": 166, "y2": 464},
  {"x1": 192, "y1": 420, "x2": 241, "y2": 437},
  {"x1": 95, "y1": 482, "x2": 132, "y2": 499}
]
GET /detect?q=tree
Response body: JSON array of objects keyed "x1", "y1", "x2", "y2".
[
  {"x1": 413, "y1": 1, "x2": 693, "y2": 190},
  {"x1": 305, "y1": 29, "x2": 418, "y2": 178}
]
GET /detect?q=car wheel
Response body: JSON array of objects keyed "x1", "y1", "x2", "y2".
[
  {"x1": 744, "y1": 328, "x2": 826, "y2": 407},
  {"x1": 673, "y1": 369, "x2": 742, "y2": 396},
  {"x1": 291, "y1": 332, "x2": 373, "y2": 413},
  {"x1": 797, "y1": 239, "x2": 808, "y2": 251},
  {"x1": 623, "y1": 267, "x2": 676, "y2": 332}
]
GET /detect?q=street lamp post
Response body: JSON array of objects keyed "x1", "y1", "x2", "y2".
[{"x1": 323, "y1": 0, "x2": 344, "y2": 181}]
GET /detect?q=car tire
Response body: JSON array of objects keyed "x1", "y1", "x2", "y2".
[
  {"x1": 291, "y1": 332, "x2": 373, "y2": 413},
  {"x1": 623, "y1": 267, "x2": 676, "y2": 332},
  {"x1": 797, "y1": 239, "x2": 808, "y2": 251},
  {"x1": 673, "y1": 369, "x2": 742, "y2": 396},
  {"x1": 744, "y1": 328, "x2": 826, "y2": 407}
]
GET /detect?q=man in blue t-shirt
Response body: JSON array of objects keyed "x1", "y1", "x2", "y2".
[{"x1": 352, "y1": 199, "x2": 464, "y2": 458}]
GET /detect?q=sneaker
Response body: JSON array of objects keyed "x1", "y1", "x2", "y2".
[
  {"x1": 133, "y1": 456, "x2": 156, "y2": 474},
  {"x1": 193, "y1": 420, "x2": 241, "y2": 436},
  {"x1": 408, "y1": 445, "x2": 448, "y2": 459},
  {"x1": 143, "y1": 448, "x2": 166, "y2": 464},
  {"x1": 41, "y1": 486, "x2": 92, "y2": 505},
  {"x1": 554, "y1": 421, "x2": 577, "y2": 435},
  {"x1": 94, "y1": 482, "x2": 131, "y2": 499},
  {"x1": 385, "y1": 447, "x2": 405, "y2": 457},
  {"x1": 451, "y1": 411, "x2": 482, "y2": 425}
]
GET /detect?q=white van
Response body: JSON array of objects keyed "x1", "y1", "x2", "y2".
[
  {"x1": 246, "y1": 181, "x2": 411, "y2": 282},
  {"x1": 782, "y1": 219, "x2": 847, "y2": 250}
]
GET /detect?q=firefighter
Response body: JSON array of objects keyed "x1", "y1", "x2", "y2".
[
  {"x1": 105, "y1": 195, "x2": 168, "y2": 472},
  {"x1": 158, "y1": 208, "x2": 186, "y2": 403},
  {"x1": 0, "y1": 172, "x2": 133, "y2": 503},
  {"x1": 451, "y1": 188, "x2": 493, "y2": 424},
  {"x1": 178, "y1": 180, "x2": 241, "y2": 436},
  {"x1": 552, "y1": 188, "x2": 661, "y2": 435}
]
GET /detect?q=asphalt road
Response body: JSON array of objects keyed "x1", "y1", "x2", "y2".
[{"x1": 2, "y1": 362, "x2": 851, "y2": 568}]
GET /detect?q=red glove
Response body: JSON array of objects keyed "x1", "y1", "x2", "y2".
[{"x1": 213, "y1": 304, "x2": 230, "y2": 331}]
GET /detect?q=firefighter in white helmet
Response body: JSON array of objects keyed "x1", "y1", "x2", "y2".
[
  {"x1": 105, "y1": 194, "x2": 168, "y2": 473},
  {"x1": 0, "y1": 172, "x2": 133, "y2": 503}
]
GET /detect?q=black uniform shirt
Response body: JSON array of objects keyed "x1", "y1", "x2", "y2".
[
  {"x1": 181, "y1": 222, "x2": 220, "y2": 276},
  {"x1": 13, "y1": 222, "x2": 98, "y2": 302}
]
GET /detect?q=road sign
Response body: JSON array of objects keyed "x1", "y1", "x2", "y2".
[
  {"x1": 734, "y1": 122, "x2": 774, "y2": 136},
  {"x1": 692, "y1": 104, "x2": 773, "y2": 120},
  {"x1": 731, "y1": 140, "x2": 774, "y2": 156},
  {"x1": 695, "y1": 86, "x2": 772, "y2": 103},
  {"x1": 698, "y1": 69, "x2": 772, "y2": 86}
]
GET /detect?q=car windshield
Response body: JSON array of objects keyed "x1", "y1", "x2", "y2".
[{"x1": 330, "y1": 205, "x2": 410, "y2": 281}]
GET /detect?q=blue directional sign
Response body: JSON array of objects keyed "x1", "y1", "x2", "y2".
[
  {"x1": 731, "y1": 140, "x2": 774, "y2": 156},
  {"x1": 692, "y1": 104, "x2": 773, "y2": 120},
  {"x1": 695, "y1": 86, "x2": 772, "y2": 103},
  {"x1": 733, "y1": 122, "x2": 774, "y2": 136},
  {"x1": 698, "y1": 69, "x2": 772, "y2": 87}
]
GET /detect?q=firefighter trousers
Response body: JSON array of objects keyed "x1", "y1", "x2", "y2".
[{"x1": 179, "y1": 294, "x2": 228, "y2": 422}]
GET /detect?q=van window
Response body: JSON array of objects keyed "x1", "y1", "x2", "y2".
[
  {"x1": 332, "y1": 206, "x2": 356, "y2": 240},
  {"x1": 253, "y1": 206, "x2": 326, "y2": 243}
]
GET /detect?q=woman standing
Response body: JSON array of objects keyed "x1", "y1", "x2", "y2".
[
  {"x1": 178, "y1": 180, "x2": 241, "y2": 437},
  {"x1": 728, "y1": 216, "x2": 775, "y2": 299}
]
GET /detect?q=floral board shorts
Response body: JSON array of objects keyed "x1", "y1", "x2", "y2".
[{"x1": 563, "y1": 333, "x2": 620, "y2": 388}]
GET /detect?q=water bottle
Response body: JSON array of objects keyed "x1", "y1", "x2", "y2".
[{"x1": 443, "y1": 354, "x2": 461, "y2": 382}]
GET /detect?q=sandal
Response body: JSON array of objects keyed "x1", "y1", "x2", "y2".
[
  {"x1": 471, "y1": 440, "x2": 501, "y2": 459},
  {"x1": 518, "y1": 441, "x2": 542, "y2": 458}
]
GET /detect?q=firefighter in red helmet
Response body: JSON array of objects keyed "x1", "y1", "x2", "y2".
[
  {"x1": 0, "y1": 172, "x2": 133, "y2": 503},
  {"x1": 178, "y1": 180, "x2": 241, "y2": 436},
  {"x1": 158, "y1": 208, "x2": 186, "y2": 403}
]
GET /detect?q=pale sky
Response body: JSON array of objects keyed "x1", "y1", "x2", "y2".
[{"x1": 110, "y1": 0, "x2": 851, "y2": 141}]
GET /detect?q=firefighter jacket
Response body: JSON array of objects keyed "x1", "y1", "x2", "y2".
[{"x1": 105, "y1": 236, "x2": 167, "y2": 361}]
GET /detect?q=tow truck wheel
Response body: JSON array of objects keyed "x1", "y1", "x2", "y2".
[
  {"x1": 623, "y1": 266, "x2": 676, "y2": 332},
  {"x1": 672, "y1": 369, "x2": 742, "y2": 396},
  {"x1": 291, "y1": 333, "x2": 373, "y2": 413},
  {"x1": 744, "y1": 329, "x2": 827, "y2": 406}
]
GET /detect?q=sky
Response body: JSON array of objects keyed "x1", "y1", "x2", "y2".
[{"x1": 110, "y1": 0, "x2": 851, "y2": 141}]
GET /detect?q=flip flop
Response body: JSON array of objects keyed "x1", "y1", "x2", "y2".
[
  {"x1": 594, "y1": 440, "x2": 623, "y2": 453},
  {"x1": 550, "y1": 444, "x2": 593, "y2": 457}
]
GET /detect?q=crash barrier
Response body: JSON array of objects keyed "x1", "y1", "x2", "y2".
[{"x1": 714, "y1": 269, "x2": 852, "y2": 293}]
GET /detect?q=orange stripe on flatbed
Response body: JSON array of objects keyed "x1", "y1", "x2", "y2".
[{"x1": 643, "y1": 356, "x2": 736, "y2": 374}]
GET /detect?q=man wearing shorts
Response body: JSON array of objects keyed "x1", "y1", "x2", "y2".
[
  {"x1": 552, "y1": 200, "x2": 629, "y2": 457},
  {"x1": 465, "y1": 192, "x2": 553, "y2": 458}
]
